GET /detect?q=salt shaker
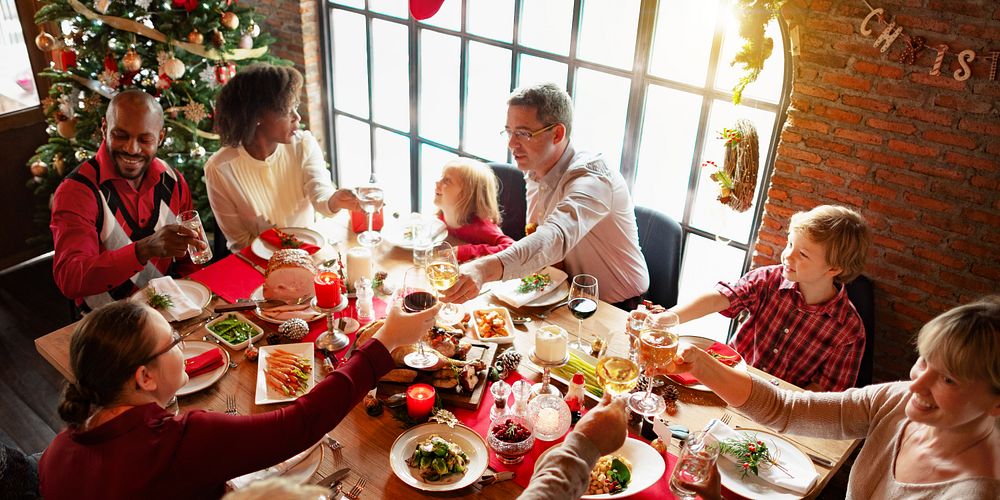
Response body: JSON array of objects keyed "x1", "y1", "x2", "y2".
[
  {"x1": 489, "y1": 380, "x2": 511, "y2": 422},
  {"x1": 510, "y1": 380, "x2": 532, "y2": 419},
  {"x1": 355, "y1": 278, "x2": 375, "y2": 325}
]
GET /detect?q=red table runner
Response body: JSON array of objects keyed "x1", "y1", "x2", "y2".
[{"x1": 452, "y1": 374, "x2": 677, "y2": 499}]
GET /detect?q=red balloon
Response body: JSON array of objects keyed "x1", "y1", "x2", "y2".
[{"x1": 409, "y1": 0, "x2": 445, "y2": 20}]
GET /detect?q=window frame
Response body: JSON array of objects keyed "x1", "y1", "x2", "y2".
[
  {"x1": 0, "y1": 0, "x2": 49, "y2": 133},
  {"x1": 319, "y1": 0, "x2": 792, "y2": 277}
]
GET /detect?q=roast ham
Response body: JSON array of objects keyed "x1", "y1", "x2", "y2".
[{"x1": 262, "y1": 249, "x2": 317, "y2": 303}]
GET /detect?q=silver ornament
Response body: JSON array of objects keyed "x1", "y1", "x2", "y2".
[{"x1": 189, "y1": 144, "x2": 206, "y2": 158}]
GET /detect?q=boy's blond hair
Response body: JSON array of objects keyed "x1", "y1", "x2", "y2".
[
  {"x1": 789, "y1": 205, "x2": 869, "y2": 284},
  {"x1": 441, "y1": 158, "x2": 502, "y2": 225}
]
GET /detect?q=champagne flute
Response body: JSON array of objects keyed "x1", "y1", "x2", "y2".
[
  {"x1": 356, "y1": 185, "x2": 384, "y2": 247},
  {"x1": 567, "y1": 274, "x2": 598, "y2": 350},
  {"x1": 627, "y1": 314, "x2": 679, "y2": 417},
  {"x1": 426, "y1": 241, "x2": 463, "y2": 325},
  {"x1": 400, "y1": 266, "x2": 439, "y2": 369}
]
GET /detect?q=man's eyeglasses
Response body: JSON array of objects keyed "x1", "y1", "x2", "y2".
[
  {"x1": 137, "y1": 330, "x2": 183, "y2": 367},
  {"x1": 500, "y1": 123, "x2": 559, "y2": 142}
]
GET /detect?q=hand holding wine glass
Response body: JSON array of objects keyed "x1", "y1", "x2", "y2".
[
  {"x1": 400, "y1": 266, "x2": 439, "y2": 369},
  {"x1": 568, "y1": 274, "x2": 598, "y2": 350},
  {"x1": 626, "y1": 314, "x2": 679, "y2": 417}
]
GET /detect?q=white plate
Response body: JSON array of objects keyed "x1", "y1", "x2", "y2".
[
  {"x1": 280, "y1": 442, "x2": 325, "y2": 484},
  {"x1": 469, "y1": 306, "x2": 516, "y2": 344},
  {"x1": 205, "y1": 312, "x2": 266, "y2": 350},
  {"x1": 132, "y1": 279, "x2": 212, "y2": 316},
  {"x1": 177, "y1": 341, "x2": 229, "y2": 397},
  {"x1": 535, "y1": 438, "x2": 665, "y2": 498},
  {"x1": 255, "y1": 343, "x2": 316, "y2": 405},
  {"x1": 389, "y1": 423, "x2": 489, "y2": 492},
  {"x1": 718, "y1": 430, "x2": 816, "y2": 499},
  {"x1": 493, "y1": 280, "x2": 570, "y2": 308},
  {"x1": 250, "y1": 227, "x2": 325, "y2": 260},
  {"x1": 383, "y1": 215, "x2": 448, "y2": 250},
  {"x1": 250, "y1": 285, "x2": 325, "y2": 324},
  {"x1": 673, "y1": 336, "x2": 747, "y2": 392}
]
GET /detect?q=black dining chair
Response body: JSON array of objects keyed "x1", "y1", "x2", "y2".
[
  {"x1": 0, "y1": 444, "x2": 41, "y2": 499},
  {"x1": 488, "y1": 162, "x2": 527, "y2": 241},
  {"x1": 634, "y1": 205, "x2": 683, "y2": 309},
  {"x1": 846, "y1": 274, "x2": 877, "y2": 387}
]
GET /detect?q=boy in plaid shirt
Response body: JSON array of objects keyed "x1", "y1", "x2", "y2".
[{"x1": 666, "y1": 205, "x2": 870, "y2": 391}]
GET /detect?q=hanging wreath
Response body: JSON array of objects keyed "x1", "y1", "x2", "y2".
[{"x1": 703, "y1": 119, "x2": 759, "y2": 212}]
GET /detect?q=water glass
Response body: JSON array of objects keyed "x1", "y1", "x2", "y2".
[
  {"x1": 176, "y1": 210, "x2": 212, "y2": 264},
  {"x1": 669, "y1": 431, "x2": 720, "y2": 500},
  {"x1": 410, "y1": 216, "x2": 434, "y2": 266}
]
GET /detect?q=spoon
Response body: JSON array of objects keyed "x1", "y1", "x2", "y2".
[{"x1": 510, "y1": 315, "x2": 532, "y2": 325}]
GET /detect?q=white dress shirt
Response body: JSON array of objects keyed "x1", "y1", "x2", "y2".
[
  {"x1": 495, "y1": 144, "x2": 649, "y2": 304},
  {"x1": 204, "y1": 130, "x2": 336, "y2": 251}
]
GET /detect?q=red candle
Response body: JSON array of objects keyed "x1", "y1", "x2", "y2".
[
  {"x1": 406, "y1": 383, "x2": 436, "y2": 420},
  {"x1": 314, "y1": 271, "x2": 342, "y2": 308}
]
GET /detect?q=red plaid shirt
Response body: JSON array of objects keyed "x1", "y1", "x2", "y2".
[{"x1": 717, "y1": 265, "x2": 864, "y2": 391}]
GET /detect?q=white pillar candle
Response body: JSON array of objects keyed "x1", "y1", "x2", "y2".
[
  {"x1": 345, "y1": 246, "x2": 373, "y2": 291},
  {"x1": 535, "y1": 325, "x2": 568, "y2": 363}
]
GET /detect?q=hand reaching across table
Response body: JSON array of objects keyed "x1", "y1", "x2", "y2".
[{"x1": 328, "y1": 187, "x2": 361, "y2": 212}]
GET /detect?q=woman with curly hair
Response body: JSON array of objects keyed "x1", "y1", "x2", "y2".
[{"x1": 205, "y1": 63, "x2": 359, "y2": 251}]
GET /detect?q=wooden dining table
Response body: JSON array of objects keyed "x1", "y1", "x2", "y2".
[{"x1": 35, "y1": 213, "x2": 859, "y2": 499}]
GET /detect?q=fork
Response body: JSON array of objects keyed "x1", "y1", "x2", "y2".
[
  {"x1": 224, "y1": 394, "x2": 238, "y2": 415},
  {"x1": 720, "y1": 411, "x2": 732, "y2": 426},
  {"x1": 344, "y1": 477, "x2": 367, "y2": 499}
]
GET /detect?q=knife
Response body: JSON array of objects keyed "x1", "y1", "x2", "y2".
[
  {"x1": 235, "y1": 252, "x2": 266, "y2": 274},
  {"x1": 315, "y1": 467, "x2": 351, "y2": 489},
  {"x1": 214, "y1": 302, "x2": 259, "y2": 312},
  {"x1": 478, "y1": 470, "x2": 515, "y2": 486}
]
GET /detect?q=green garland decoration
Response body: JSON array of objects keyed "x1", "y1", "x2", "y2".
[{"x1": 731, "y1": 0, "x2": 786, "y2": 104}]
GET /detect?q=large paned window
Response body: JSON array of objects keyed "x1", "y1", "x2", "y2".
[{"x1": 322, "y1": 0, "x2": 790, "y2": 340}]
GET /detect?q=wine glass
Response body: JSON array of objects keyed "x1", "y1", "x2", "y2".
[
  {"x1": 400, "y1": 266, "x2": 439, "y2": 369},
  {"x1": 426, "y1": 241, "x2": 463, "y2": 325},
  {"x1": 627, "y1": 314, "x2": 679, "y2": 417},
  {"x1": 356, "y1": 185, "x2": 384, "y2": 247},
  {"x1": 567, "y1": 274, "x2": 598, "y2": 350},
  {"x1": 595, "y1": 350, "x2": 640, "y2": 399}
]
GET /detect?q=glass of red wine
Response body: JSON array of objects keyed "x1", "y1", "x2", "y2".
[
  {"x1": 400, "y1": 266, "x2": 439, "y2": 369},
  {"x1": 568, "y1": 274, "x2": 598, "y2": 350}
]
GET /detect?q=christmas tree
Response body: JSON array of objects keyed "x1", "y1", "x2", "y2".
[{"x1": 27, "y1": 0, "x2": 288, "y2": 248}]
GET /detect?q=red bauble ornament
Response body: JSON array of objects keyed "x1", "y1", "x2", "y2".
[
  {"x1": 156, "y1": 73, "x2": 172, "y2": 90},
  {"x1": 104, "y1": 53, "x2": 118, "y2": 72},
  {"x1": 61, "y1": 49, "x2": 77, "y2": 69},
  {"x1": 215, "y1": 62, "x2": 236, "y2": 84},
  {"x1": 221, "y1": 12, "x2": 240, "y2": 30},
  {"x1": 172, "y1": 0, "x2": 198, "y2": 13},
  {"x1": 187, "y1": 30, "x2": 204, "y2": 45}
]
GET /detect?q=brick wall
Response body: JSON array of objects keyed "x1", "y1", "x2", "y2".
[
  {"x1": 248, "y1": 0, "x2": 326, "y2": 148},
  {"x1": 760, "y1": 0, "x2": 1000, "y2": 383}
]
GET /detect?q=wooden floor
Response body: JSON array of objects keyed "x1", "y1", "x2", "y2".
[{"x1": 0, "y1": 255, "x2": 72, "y2": 454}]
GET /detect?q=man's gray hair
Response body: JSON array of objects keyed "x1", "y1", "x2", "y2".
[{"x1": 507, "y1": 83, "x2": 573, "y2": 137}]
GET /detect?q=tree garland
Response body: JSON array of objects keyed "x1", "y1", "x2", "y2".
[{"x1": 731, "y1": 0, "x2": 786, "y2": 104}]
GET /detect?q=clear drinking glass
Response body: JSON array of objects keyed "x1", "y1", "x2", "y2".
[
  {"x1": 669, "y1": 431, "x2": 720, "y2": 500},
  {"x1": 356, "y1": 185, "x2": 384, "y2": 247},
  {"x1": 411, "y1": 215, "x2": 434, "y2": 267},
  {"x1": 176, "y1": 210, "x2": 212, "y2": 264},
  {"x1": 567, "y1": 274, "x2": 598, "y2": 350},
  {"x1": 627, "y1": 314, "x2": 679, "y2": 417},
  {"x1": 400, "y1": 266, "x2": 439, "y2": 369},
  {"x1": 426, "y1": 241, "x2": 463, "y2": 325}
]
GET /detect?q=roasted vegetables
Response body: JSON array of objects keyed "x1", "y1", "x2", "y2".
[
  {"x1": 407, "y1": 435, "x2": 470, "y2": 481},
  {"x1": 207, "y1": 314, "x2": 256, "y2": 345},
  {"x1": 265, "y1": 348, "x2": 312, "y2": 397}
]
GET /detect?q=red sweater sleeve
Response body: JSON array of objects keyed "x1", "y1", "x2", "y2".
[
  {"x1": 450, "y1": 217, "x2": 515, "y2": 262},
  {"x1": 50, "y1": 180, "x2": 145, "y2": 299}
]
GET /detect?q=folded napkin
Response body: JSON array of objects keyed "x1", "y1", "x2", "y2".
[
  {"x1": 668, "y1": 342, "x2": 741, "y2": 385},
  {"x1": 145, "y1": 277, "x2": 201, "y2": 322},
  {"x1": 185, "y1": 348, "x2": 223, "y2": 377},
  {"x1": 704, "y1": 419, "x2": 819, "y2": 495},
  {"x1": 258, "y1": 228, "x2": 320, "y2": 254},
  {"x1": 226, "y1": 440, "x2": 321, "y2": 490},
  {"x1": 492, "y1": 266, "x2": 569, "y2": 308},
  {"x1": 186, "y1": 253, "x2": 265, "y2": 304},
  {"x1": 350, "y1": 208, "x2": 384, "y2": 233}
]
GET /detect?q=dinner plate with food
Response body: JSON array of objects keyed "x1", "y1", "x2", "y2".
[
  {"x1": 250, "y1": 285, "x2": 324, "y2": 324},
  {"x1": 668, "y1": 335, "x2": 747, "y2": 391},
  {"x1": 389, "y1": 422, "x2": 489, "y2": 492},
  {"x1": 535, "y1": 437, "x2": 664, "y2": 498},
  {"x1": 177, "y1": 341, "x2": 229, "y2": 397},
  {"x1": 250, "y1": 227, "x2": 325, "y2": 260},
  {"x1": 383, "y1": 214, "x2": 448, "y2": 250},
  {"x1": 716, "y1": 429, "x2": 818, "y2": 499},
  {"x1": 491, "y1": 267, "x2": 570, "y2": 308},
  {"x1": 255, "y1": 343, "x2": 316, "y2": 405}
]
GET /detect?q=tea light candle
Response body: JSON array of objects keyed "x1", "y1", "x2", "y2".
[
  {"x1": 313, "y1": 271, "x2": 342, "y2": 308},
  {"x1": 346, "y1": 246, "x2": 373, "y2": 290},
  {"x1": 534, "y1": 325, "x2": 568, "y2": 363},
  {"x1": 406, "y1": 383, "x2": 436, "y2": 420},
  {"x1": 535, "y1": 407, "x2": 560, "y2": 436}
]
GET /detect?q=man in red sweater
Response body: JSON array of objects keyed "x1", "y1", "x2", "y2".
[{"x1": 50, "y1": 89, "x2": 206, "y2": 310}]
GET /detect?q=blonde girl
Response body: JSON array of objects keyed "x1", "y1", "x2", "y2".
[{"x1": 433, "y1": 158, "x2": 514, "y2": 262}]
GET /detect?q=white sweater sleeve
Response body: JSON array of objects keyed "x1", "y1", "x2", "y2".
[{"x1": 299, "y1": 131, "x2": 336, "y2": 217}]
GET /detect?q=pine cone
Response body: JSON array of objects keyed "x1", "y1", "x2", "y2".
[
  {"x1": 363, "y1": 393, "x2": 383, "y2": 416},
  {"x1": 279, "y1": 318, "x2": 310, "y2": 340},
  {"x1": 496, "y1": 350, "x2": 522, "y2": 373},
  {"x1": 663, "y1": 384, "x2": 680, "y2": 403}
]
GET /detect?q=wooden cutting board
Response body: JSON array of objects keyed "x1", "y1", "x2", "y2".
[{"x1": 376, "y1": 341, "x2": 498, "y2": 410}]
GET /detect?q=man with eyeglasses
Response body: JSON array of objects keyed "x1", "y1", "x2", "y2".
[{"x1": 443, "y1": 83, "x2": 648, "y2": 310}]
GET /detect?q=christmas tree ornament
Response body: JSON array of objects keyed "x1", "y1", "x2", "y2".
[
  {"x1": 247, "y1": 20, "x2": 261, "y2": 38},
  {"x1": 35, "y1": 29, "x2": 57, "y2": 51},
  {"x1": 278, "y1": 318, "x2": 309, "y2": 340},
  {"x1": 74, "y1": 149, "x2": 89, "y2": 162},
  {"x1": 53, "y1": 154, "x2": 66, "y2": 175},
  {"x1": 186, "y1": 30, "x2": 204, "y2": 45},
  {"x1": 122, "y1": 49, "x2": 142, "y2": 72},
  {"x1": 215, "y1": 61, "x2": 236, "y2": 84},
  {"x1": 135, "y1": 0, "x2": 152, "y2": 9},
  {"x1": 54, "y1": 48, "x2": 78, "y2": 70},
  {"x1": 155, "y1": 73, "x2": 171, "y2": 89},
  {"x1": 212, "y1": 30, "x2": 225, "y2": 47},
  {"x1": 162, "y1": 136, "x2": 174, "y2": 147},
  {"x1": 98, "y1": 69, "x2": 121, "y2": 89},
  {"x1": 57, "y1": 118, "x2": 78, "y2": 139},
  {"x1": 221, "y1": 12, "x2": 240, "y2": 30},
  {"x1": 162, "y1": 55, "x2": 185, "y2": 79},
  {"x1": 30, "y1": 160, "x2": 48, "y2": 178},
  {"x1": 189, "y1": 143, "x2": 206, "y2": 158},
  {"x1": 183, "y1": 102, "x2": 209, "y2": 122},
  {"x1": 104, "y1": 52, "x2": 118, "y2": 72},
  {"x1": 95, "y1": 0, "x2": 113, "y2": 14},
  {"x1": 172, "y1": 0, "x2": 198, "y2": 13},
  {"x1": 238, "y1": 33, "x2": 253, "y2": 49}
]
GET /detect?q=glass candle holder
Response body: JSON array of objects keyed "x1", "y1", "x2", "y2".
[
  {"x1": 527, "y1": 394, "x2": 572, "y2": 441},
  {"x1": 406, "y1": 383, "x2": 436, "y2": 420}
]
